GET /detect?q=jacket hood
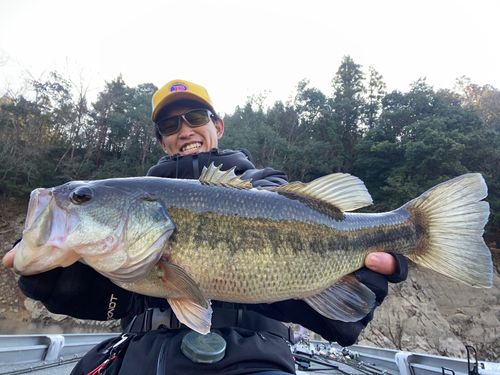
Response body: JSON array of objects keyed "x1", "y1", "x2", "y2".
[{"x1": 147, "y1": 148, "x2": 255, "y2": 180}]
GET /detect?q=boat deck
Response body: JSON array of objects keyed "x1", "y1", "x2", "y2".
[{"x1": 0, "y1": 334, "x2": 498, "y2": 375}]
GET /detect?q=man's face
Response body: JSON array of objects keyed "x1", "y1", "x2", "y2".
[{"x1": 158, "y1": 106, "x2": 224, "y2": 156}]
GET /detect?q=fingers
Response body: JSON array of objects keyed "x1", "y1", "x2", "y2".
[
  {"x1": 2, "y1": 247, "x2": 16, "y2": 268},
  {"x1": 364, "y1": 252, "x2": 397, "y2": 275}
]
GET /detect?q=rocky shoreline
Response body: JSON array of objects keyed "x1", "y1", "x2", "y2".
[{"x1": 358, "y1": 263, "x2": 500, "y2": 361}]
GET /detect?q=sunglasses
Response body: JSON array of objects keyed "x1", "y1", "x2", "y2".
[{"x1": 156, "y1": 109, "x2": 214, "y2": 136}]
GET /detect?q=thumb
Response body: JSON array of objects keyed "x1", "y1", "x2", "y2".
[
  {"x1": 3, "y1": 247, "x2": 17, "y2": 269},
  {"x1": 364, "y1": 252, "x2": 397, "y2": 275}
]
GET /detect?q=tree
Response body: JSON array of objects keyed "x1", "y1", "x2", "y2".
[
  {"x1": 54, "y1": 71, "x2": 91, "y2": 176},
  {"x1": 0, "y1": 72, "x2": 77, "y2": 195},
  {"x1": 91, "y1": 81, "x2": 162, "y2": 179},
  {"x1": 220, "y1": 98, "x2": 270, "y2": 167},
  {"x1": 365, "y1": 66, "x2": 387, "y2": 129},
  {"x1": 329, "y1": 55, "x2": 366, "y2": 172},
  {"x1": 354, "y1": 80, "x2": 488, "y2": 212},
  {"x1": 288, "y1": 80, "x2": 335, "y2": 180},
  {"x1": 89, "y1": 75, "x2": 129, "y2": 162},
  {"x1": 454, "y1": 76, "x2": 500, "y2": 130}
]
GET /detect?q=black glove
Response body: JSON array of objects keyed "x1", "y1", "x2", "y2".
[
  {"x1": 250, "y1": 254, "x2": 408, "y2": 347},
  {"x1": 385, "y1": 252, "x2": 408, "y2": 284},
  {"x1": 18, "y1": 262, "x2": 134, "y2": 321}
]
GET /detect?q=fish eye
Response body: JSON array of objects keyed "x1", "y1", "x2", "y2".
[{"x1": 70, "y1": 187, "x2": 93, "y2": 205}]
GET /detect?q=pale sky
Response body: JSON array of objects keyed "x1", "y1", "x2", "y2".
[{"x1": 0, "y1": 0, "x2": 498, "y2": 114}]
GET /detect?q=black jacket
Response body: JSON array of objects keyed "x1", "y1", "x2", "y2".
[{"x1": 147, "y1": 148, "x2": 288, "y2": 188}]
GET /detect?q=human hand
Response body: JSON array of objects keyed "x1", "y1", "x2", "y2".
[
  {"x1": 2, "y1": 242, "x2": 18, "y2": 269},
  {"x1": 17, "y1": 262, "x2": 134, "y2": 320},
  {"x1": 363, "y1": 252, "x2": 408, "y2": 283},
  {"x1": 3, "y1": 240, "x2": 133, "y2": 321},
  {"x1": 365, "y1": 252, "x2": 396, "y2": 275}
]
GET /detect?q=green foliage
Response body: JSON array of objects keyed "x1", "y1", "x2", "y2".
[
  {"x1": 0, "y1": 74, "x2": 160, "y2": 195},
  {"x1": 366, "y1": 66, "x2": 387, "y2": 129},
  {"x1": 455, "y1": 76, "x2": 500, "y2": 130},
  {"x1": 353, "y1": 79, "x2": 496, "y2": 234},
  {"x1": 221, "y1": 80, "x2": 335, "y2": 181}
]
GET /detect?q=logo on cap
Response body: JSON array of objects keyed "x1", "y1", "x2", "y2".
[{"x1": 170, "y1": 84, "x2": 188, "y2": 92}]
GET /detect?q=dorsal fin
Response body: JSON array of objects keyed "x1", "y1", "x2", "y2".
[
  {"x1": 276, "y1": 173, "x2": 372, "y2": 212},
  {"x1": 199, "y1": 163, "x2": 253, "y2": 190}
]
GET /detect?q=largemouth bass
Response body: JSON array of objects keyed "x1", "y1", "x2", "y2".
[{"x1": 12, "y1": 165, "x2": 493, "y2": 334}]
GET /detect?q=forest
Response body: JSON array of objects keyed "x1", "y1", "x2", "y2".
[{"x1": 1, "y1": 55, "x2": 500, "y2": 242}]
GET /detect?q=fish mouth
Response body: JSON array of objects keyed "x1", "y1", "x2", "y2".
[
  {"x1": 13, "y1": 239, "x2": 80, "y2": 275},
  {"x1": 181, "y1": 142, "x2": 202, "y2": 154},
  {"x1": 13, "y1": 188, "x2": 81, "y2": 275},
  {"x1": 25, "y1": 188, "x2": 53, "y2": 230}
]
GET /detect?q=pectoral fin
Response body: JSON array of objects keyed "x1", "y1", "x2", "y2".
[
  {"x1": 303, "y1": 274, "x2": 375, "y2": 322},
  {"x1": 159, "y1": 260, "x2": 208, "y2": 309},
  {"x1": 109, "y1": 260, "x2": 209, "y2": 314},
  {"x1": 168, "y1": 297, "x2": 213, "y2": 335}
]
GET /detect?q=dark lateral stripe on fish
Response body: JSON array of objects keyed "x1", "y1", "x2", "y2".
[{"x1": 167, "y1": 207, "x2": 421, "y2": 258}]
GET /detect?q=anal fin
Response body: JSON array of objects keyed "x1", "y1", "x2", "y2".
[{"x1": 303, "y1": 274, "x2": 375, "y2": 322}]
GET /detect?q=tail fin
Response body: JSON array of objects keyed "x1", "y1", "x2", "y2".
[{"x1": 403, "y1": 173, "x2": 493, "y2": 288}]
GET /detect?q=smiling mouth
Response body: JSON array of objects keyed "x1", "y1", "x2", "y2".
[{"x1": 182, "y1": 143, "x2": 202, "y2": 152}]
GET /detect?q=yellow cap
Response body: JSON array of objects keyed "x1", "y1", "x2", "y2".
[{"x1": 151, "y1": 79, "x2": 215, "y2": 121}]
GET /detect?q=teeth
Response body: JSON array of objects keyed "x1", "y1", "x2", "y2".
[{"x1": 182, "y1": 143, "x2": 201, "y2": 152}]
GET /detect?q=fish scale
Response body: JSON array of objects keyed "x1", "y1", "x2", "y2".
[{"x1": 160, "y1": 201, "x2": 415, "y2": 302}]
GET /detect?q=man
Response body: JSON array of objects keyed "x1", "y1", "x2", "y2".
[
  {"x1": 3, "y1": 79, "x2": 407, "y2": 374},
  {"x1": 145, "y1": 81, "x2": 288, "y2": 188}
]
